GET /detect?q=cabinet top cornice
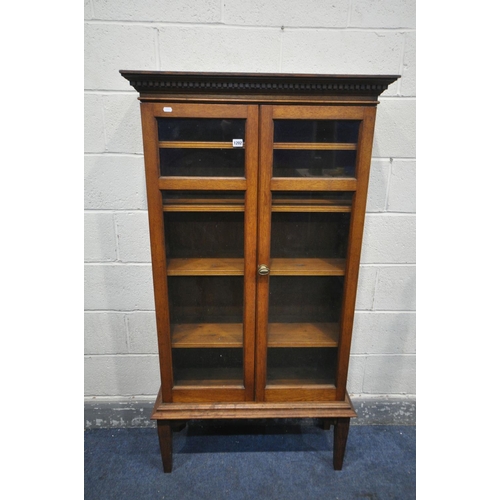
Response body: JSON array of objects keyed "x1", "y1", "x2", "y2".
[{"x1": 119, "y1": 70, "x2": 399, "y2": 101}]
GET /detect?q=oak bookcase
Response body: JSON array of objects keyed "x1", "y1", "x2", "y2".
[{"x1": 120, "y1": 71, "x2": 399, "y2": 472}]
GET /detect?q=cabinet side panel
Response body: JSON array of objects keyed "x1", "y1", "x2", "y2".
[
  {"x1": 140, "y1": 102, "x2": 173, "y2": 402},
  {"x1": 336, "y1": 106, "x2": 377, "y2": 400}
]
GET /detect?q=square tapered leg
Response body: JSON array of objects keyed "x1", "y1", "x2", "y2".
[
  {"x1": 157, "y1": 421, "x2": 173, "y2": 473},
  {"x1": 333, "y1": 417, "x2": 350, "y2": 470}
]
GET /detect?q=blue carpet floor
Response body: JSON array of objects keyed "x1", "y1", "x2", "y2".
[{"x1": 84, "y1": 420, "x2": 415, "y2": 499}]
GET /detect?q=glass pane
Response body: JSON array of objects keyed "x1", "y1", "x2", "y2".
[
  {"x1": 268, "y1": 276, "x2": 343, "y2": 323},
  {"x1": 267, "y1": 348, "x2": 337, "y2": 385},
  {"x1": 165, "y1": 212, "x2": 244, "y2": 259},
  {"x1": 274, "y1": 120, "x2": 360, "y2": 143},
  {"x1": 160, "y1": 148, "x2": 245, "y2": 177},
  {"x1": 164, "y1": 185, "x2": 246, "y2": 388},
  {"x1": 266, "y1": 276, "x2": 342, "y2": 387},
  {"x1": 273, "y1": 149, "x2": 356, "y2": 178},
  {"x1": 169, "y1": 276, "x2": 243, "y2": 323},
  {"x1": 271, "y1": 212, "x2": 350, "y2": 259},
  {"x1": 169, "y1": 276, "x2": 244, "y2": 386},
  {"x1": 266, "y1": 190, "x2": 350, "y2": 387},
  {"x1": 173, "y1": 348, "x2": 243, "y2": 386},
  {"x1": 158, "y1": 118, "x2": 245, "y2": 142}
]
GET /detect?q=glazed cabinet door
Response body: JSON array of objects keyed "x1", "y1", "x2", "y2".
[
  {"x1": 255, "y1": 105, "x2": 376, "y2": 402},
  {"x1": 140, "y1": 103, "x2": 259, "y2": 403}
]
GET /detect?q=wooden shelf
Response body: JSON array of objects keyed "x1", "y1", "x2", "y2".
[
  {"x1": 274, "y1": 142, "x2": 356, "y2": 150},
  {"x1": 269, "y1": 258, "x2": 345, "y2": 276},
  {"x1": 171, "y1": 323, "x2": 243, "y2": 348},
  {"x1": 166, "y1": 258, "x2": 344, "y2": 276},
  {"x1": 170, "y1": 322, "x2": 338, "y2": 349},
  {"x1": 272, "y1": 205, "x2": 351, "y2": 213},
  {"x1": 266, "y1": 366, "x2": 336, "y2": 386},
  {"x1": 158, "y1": 177, "x2": 247, "y2": 191},
  {"x1": 164, "y1": 203, "x2": 244, "y2": 212},
  {"x1": 167, "y1": 258, "x2": 244, "y2": 276},
  {"x1": 270, "y1": 177, "x2": 357, "y2": 192},
  {"x1": 164, "y1": 197, "x2": 244, "y2": 212},
  {"x1": 272, "y1": 197, "x2": 351, "y2": 213},
  {"x1": 173, "y1": 367, "x2": 243, "y2": 387},
  {"x1": 272, "y1": 202, "x2": 351, "y2": 213},
  {"x1": 268, "y1": 323, "x2": 339, "y2": 347},
  {"x1": 159, "y1": 141, "x2": 244, "y2": 149}
]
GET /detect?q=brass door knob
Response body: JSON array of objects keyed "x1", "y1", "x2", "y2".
[{"x1": 258, "y1": 264, "x2": 270, "y2": 276}]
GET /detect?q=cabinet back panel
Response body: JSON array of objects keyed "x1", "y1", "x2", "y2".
[
  {"x1": 158, "y1": 118, "x2": 245, "y2": 142},
  {"x1": 164, "y1": 212, "x2": 244, "y2": 259},
  {"x1": 274, "y1": 119, "x2": 360, "y2": 144},
  {"x1": 168, "y1": 276, "x2": 244, "y2": 323},
  {"x1": 271, "y1": 212, "x2": 350, "y2": 259},
  {"x1": 159, "y1": 149, "x2": 245, "y2": 177},
  {"x1": 172, "y1": 348, "x2": 243, "y2": 387},
  {"x1": 273, "y1": 150, "x2": 356, "y2": 178},
  {"x1": 268, "y1": 276, "x2": 344, "y2": 323},
  {"x1": 267, "y1": 347, "x2": 337, "y2": 386}
]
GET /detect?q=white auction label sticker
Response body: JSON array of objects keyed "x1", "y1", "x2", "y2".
[
  {"x1": 232, "y1": 139, "x2": 244, "y2": 147},
  {"x1": 163, "y1": 107, "x2": 173, "y2": 112}
]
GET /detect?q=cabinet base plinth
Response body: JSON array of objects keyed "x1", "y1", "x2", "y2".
[{"x1": 152, "y1": 388, "x2": 356, "y2": 473}]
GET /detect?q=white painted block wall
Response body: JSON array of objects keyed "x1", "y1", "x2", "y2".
[{"x1": 84, "y1": 0, "x2": 416, "y2": 401}]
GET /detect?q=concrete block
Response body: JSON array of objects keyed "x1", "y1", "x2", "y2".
[
  {"x1": 387, "y1": 160, "x2": 416, "y2": 213},
  {"x1": 102, "y1": 94, "x2": 143, "y2": 154},
  {"x1": 84, "y1": 399, "x2": 156, "y2": 428},
  {"x1": 115, "y1": 212, "x2": 152, "y2": 263},
  {"x1": 366, "y1": 159, "x2": 390, "y2": 212},
  {"x1": 84, "y1": 212, "x2": 117, "y2": 262},
  {"x1": 84, "y1": 264, "x2": 155, "y2": 311},
  {"x1": 126, "y1": 312, "x2": 159, "y2": 354},
  {"x1": 361, "y1": 215, "x2": 416, "y2": 264},
  {"x1": 84, "y1": 312, "x2": 128, "y2": 354},
  {"x1": 346, "y1": 355, "x2": 366, "y2": 394},
  {"x1": 85, "y1": 24, "x2": 156, "y2": 91},
  {"x1": 92, "y1": 0, "x2": 220, "y2": 23},
  {"x1": 223, "y1": 0, "x2": 350, "y2": 27},
  {"x1": 84, "y1": 155, "x2": 147, "y2": 210},
  {"x1": 84, "y1": 94, "x2": 105, "y2": 153},
  {"x1": 350, "y1": 0, "x2": 416, "y2": 28},
  {"x1": 354, "y1": 266, "x2": 377, "y2": 310},
  {"x1": 84, "y1": 355, "x2": 160, "y2": 396},
  {"x1": 350, "y1": 396, "x2": 416, "y2": 425},
  {"x1": 158, "y1": 26, "x2": 281, "y2": 72},
  {"x1": 84, "y1": 0, "x2": 93, "y2": 19},
  {"x1": 352, "y1": 312, "x2": 416, "y2": 354},
  {"x1": 373, "y1": 98, "x2": 416, "y2": 158},
  {"x1": 373, "y1": 266, "x2": 416, "y2": 311},
  {"x1": 281, "y1": 30, "x2": 402, "y2": 74},
  {"x1": 400, "y1": 32, "x2": 416, "y2": 96},
  {"x1": 362, "y1": 354, "x2": 416, "y2": 394}
]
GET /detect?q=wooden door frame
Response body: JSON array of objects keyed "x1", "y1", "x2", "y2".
[
  {"x1": 254, "y1": 104, "x2": 377, "y2": 402},
  {"x1": 139, "y1": 102, "x2": 259, "y2": 403}
]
